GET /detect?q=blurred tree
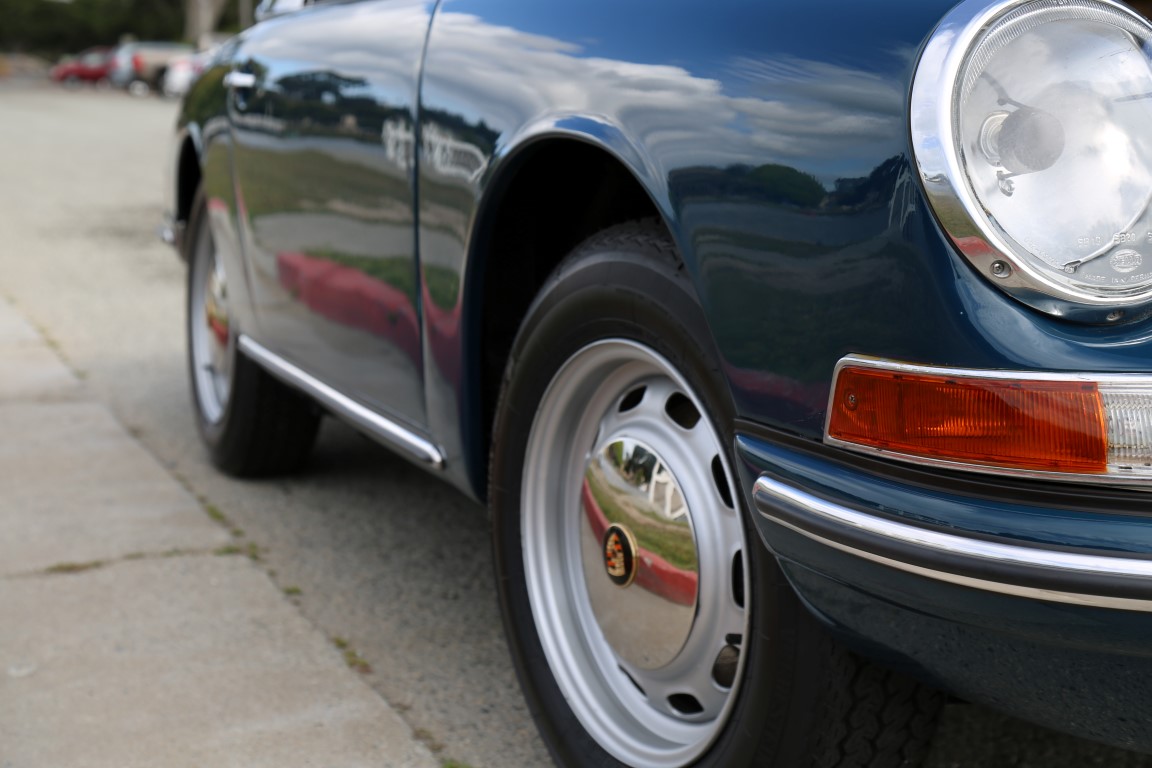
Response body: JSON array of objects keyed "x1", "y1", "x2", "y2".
[
  {"x1": 238, "y1": 0, "x2": 253, "y2": 30},
  {"x1": 185, "y1": 0, "x2": 230, "y2": 46},
  {"x1": 0, "y1": 0, "x2": 239, "y2": 55}
]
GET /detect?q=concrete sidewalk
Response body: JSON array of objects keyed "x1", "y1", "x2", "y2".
[{"x1": 0, "y1": 297, "x2": 438, "y2": 768}]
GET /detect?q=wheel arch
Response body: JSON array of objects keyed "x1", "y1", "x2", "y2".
[
  {"x1": 461, "y1": 124, "x2": 687, "y2": 500},
  {"x1": 175, "y1": 125, "x2": 204, "y2": 230}
]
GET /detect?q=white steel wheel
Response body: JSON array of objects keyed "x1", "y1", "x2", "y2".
[
  {"x1": 189, "y1": 221, "x2": 234, "y2": 426},
  {"x1": 523, "y1": 339, "x2": 748, "y2": 766}
]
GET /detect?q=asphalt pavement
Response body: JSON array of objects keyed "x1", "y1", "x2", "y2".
[{"x1": 3, "y1": 77, "x2": 1152, "y2": 768}]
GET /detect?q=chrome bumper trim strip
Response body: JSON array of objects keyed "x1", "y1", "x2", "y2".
[
  {"x1": 753, "y1": 475, "x2": 1152, "y2": 612},
  {"x1": 239, "y1": 335, "x2": 445, "y2": 469}
]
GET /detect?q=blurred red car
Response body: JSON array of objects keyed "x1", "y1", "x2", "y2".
[{"x1": 50, "y1": 47, "x2": 114, "y2": 86}]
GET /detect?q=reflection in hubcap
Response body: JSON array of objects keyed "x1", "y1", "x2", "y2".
[
  {"x1": 206, "y1": 264, "x2": 230, "y2": 348},
  {"x1": 583, "y1": 439, "x2": 698, "y2": 671}
]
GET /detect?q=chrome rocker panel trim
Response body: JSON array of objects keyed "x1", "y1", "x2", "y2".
[
  {"x1": 238, "y1": 335, "x2": 445, "y2": 469},
  {"x1": 753, "y1": 475, "x2": 1152, "y2": 612}
]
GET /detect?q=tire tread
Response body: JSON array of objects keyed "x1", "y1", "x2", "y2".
[{"x1": 809, "y1": 640, "x2": 943, "y2": 768}]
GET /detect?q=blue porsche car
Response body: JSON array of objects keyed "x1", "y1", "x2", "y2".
[{"x1": 164, "y1": 0, "x2": 1152, "y2": 764}]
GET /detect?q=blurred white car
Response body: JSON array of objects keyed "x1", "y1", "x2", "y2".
[
  {"x1": 109, "y1": 41, "x2": 193, "y2": 96},
  {"x1": 162, "y1": 49, "x2": 215, "y2": 99}
]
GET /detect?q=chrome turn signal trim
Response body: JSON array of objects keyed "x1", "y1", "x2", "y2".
[{"x1": 825, "y1": 354, "x2": 1152, "y2": 487}]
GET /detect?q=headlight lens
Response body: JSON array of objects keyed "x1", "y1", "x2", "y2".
[{"x1": 912, "y1": 0, "x2": 1152, "y2": 319}]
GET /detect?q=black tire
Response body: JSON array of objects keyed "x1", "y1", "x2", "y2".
[
  {"x1": 489, "y1": 220, "x2": 941, "y2": 767},
  {"x1": 184, "y1": 189, "x2": 321, "y2": 477}
]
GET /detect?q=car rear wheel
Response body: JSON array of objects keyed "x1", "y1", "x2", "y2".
[
  {"x1": 185, "y1": 189, "x2": 320, "y2": 477},
  {"x1": 489, "y1": 220, "x2": 942, "y2": 767}
]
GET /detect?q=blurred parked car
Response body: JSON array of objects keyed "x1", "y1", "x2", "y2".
[
  {"x1": 110, "y1": 41, "x2": 193, "y2": 96},
  {"x1": 50, "y1": 47, "x2": 113, "y2": 86},
  {"x1": 164, "y1": 0, "x2": 1152, "y2": 766},
  {"x1": 161, "y1": 49, "x2": 216, "y2": 99}
]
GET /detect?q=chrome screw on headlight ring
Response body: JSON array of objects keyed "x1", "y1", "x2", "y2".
[{"x1": 911, "y1": 0, "x2": 1152, "y2": 321}]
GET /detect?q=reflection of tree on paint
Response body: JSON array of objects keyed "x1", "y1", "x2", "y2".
[
  {"x1": 277, "y1": 70, "x2": 368, "y2": 102},
  {"x1": 671, "y1": 163, "x2": 824, "y2": 208},
  {"x1": 274, "y1": 70, "x2": 399, "y2": 137},
  {"x1": 747, "y1": 164, "x2": 825, "y2": 207},
  {"x1": 670, "y1": 155, "x2": 902, "y2": 212},
  {"x1": 824, "y1": 156, "x2": 904, "y2": 211}
]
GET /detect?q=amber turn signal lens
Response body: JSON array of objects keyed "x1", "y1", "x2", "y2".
[{"x1": 827, "y1": 365, "x2": 1108, "y2": 474}]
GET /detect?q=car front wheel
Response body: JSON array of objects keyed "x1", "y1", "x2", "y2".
[{"x1": 490, "y1": 220, "x2": 941, "y2": 767}]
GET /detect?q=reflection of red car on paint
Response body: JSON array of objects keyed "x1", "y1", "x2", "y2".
[{"x1": 50, "y1": 47, "x2": 114, "y2": 86}]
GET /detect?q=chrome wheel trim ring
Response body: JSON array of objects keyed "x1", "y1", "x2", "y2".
[
  {"x1": 189, "y1": 220, "x2": 233, "y2": 425},
  {"x1": 522, "y1": 339, "x2": 749, "y2": 767}
]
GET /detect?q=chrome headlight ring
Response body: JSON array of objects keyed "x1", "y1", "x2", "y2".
[{"x1": 912, "y1": 0, "x2": 1152, "y2": 322}]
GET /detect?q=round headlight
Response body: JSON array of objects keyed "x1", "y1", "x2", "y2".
[{"x1": 912, "y1": 0, "x2": 1152, "y2": 320}]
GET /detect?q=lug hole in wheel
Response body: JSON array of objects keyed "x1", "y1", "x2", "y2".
[
  {"x1": 712, "y1": 644, "x2": 741, "y2": 689},
  {"x1": 664, "y1": 392, "x2": 700, "y2": 429},
  {"x1": 732, "y1": 550, "x2": 745, "y2": 609},
  {"x1": 618, "y1": 386, "x2": 646, "y2": 412},
  {"x1": 668, "y1": 693, "x2": 704, "y2": 716},
  {"x1": 711, "y1": 455, "x2": 734, "y2": 508}
]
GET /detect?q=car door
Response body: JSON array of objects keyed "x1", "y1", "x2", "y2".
[{"x1": 228, "y1": 0, "x2": 436, "y2": 431}]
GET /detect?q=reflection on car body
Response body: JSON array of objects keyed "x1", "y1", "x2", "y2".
[{"x1": 164, "y1": 0, "x2": 1152, "y2": 765}]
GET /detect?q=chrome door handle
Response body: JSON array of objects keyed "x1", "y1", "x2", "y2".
[{"x1": 224, "y1": 71, "x2": 257, "y2": 89}]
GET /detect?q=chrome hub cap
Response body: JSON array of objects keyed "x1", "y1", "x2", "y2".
[
  {"x1": 523, "y1": 340, "x2": 749, "y2": 767},
  {"x1": 583, "y1": 439, "x2": 698, "y2": 671},
  {"x1": 190, "y1": 228, "x2": 233, "y2": 424}
]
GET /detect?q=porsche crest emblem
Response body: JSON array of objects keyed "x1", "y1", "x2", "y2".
[{"x1": 603, "y1": 523, "x2": 638, "y2": 588}]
